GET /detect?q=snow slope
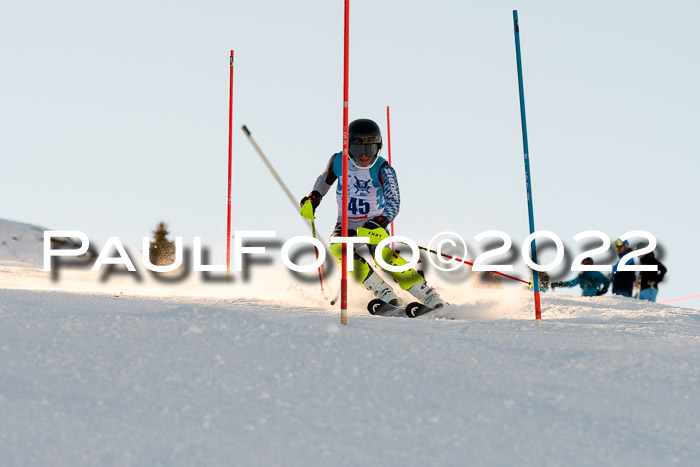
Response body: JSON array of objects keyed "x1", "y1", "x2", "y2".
[
  {"x1": 1, "y1": 287, "x2": 699, "y2": 466},
  {"x1": 0, "y1": 218, "x2": 93, "y2": 268},
  {"x1": 0, "y1": 218, "x2": 49, "y2": 267},
  {"x1": 1, "y1": 219, "x2": 699, "y2": 465}
]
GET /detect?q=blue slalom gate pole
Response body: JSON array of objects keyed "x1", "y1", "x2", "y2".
[{"x1": 513, "y1": 10, "x2": 542, "y2": 325}]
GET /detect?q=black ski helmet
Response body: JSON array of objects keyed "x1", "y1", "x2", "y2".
[{"x1": 348, "y1": 119, "x2": 382, "y2": 160}]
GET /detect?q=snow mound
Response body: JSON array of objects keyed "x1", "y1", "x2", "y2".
[
  {"x1": 0, "y1": 218, "x2": 92, "y2": 268},
  {"x1": 0, "y1": 218, "x2": 48, "y2": 266}
]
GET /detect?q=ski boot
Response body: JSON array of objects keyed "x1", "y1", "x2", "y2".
[
  {"x1": 363, "y1": 270, "x2": 403, "y2": 307},
  {"x1": 407, "y1": 280, "x2": 446, "y2": 308}
]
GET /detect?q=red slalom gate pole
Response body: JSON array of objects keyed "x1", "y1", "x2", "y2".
[
  {"x1": 386, "y1": 106, "x2": 394, "y2": 244},
  {"x1": 432, "y1": 252, "x2": 530, "y2": 285},
  {"x1": 411, "y1": 243, "x2": 530, "y2": 285},
  {"x1": 340, "y1": 0, "x2": 350, "y2": 325},
  {"x1": 226, "y1": 50, "x2": 234, "y2": 274}
]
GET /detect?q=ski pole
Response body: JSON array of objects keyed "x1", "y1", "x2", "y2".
[
  {"x1": 241, "y1": 125, "x2": 329, "y2": 299},
  {"x1": 309, "y1": 217, "x2": 325, "y2": 297}
]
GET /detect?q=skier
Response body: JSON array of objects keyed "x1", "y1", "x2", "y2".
[
  {"x1": 611, "y1": 238, "x2": 636, "y2": 297},
  {"x1": 550, "y1": 257, "x2": 610, "y2": 296},
  {"x1": 636, "y1": 243, "x2": 667, "y2": 302},
  {"x1": 299, "y1": 118, "x2": 446, "y2": 309}
]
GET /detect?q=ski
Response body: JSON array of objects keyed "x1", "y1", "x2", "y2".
[
  {"x1": 369, "y1": 299, "x2": 452, "y2": 319},
  {"x1": 367, "y1": 298, "x2": 404, "y2": 316},
  {"x1": 405, "y1": 301, "x2": 437, "y2": 318}
]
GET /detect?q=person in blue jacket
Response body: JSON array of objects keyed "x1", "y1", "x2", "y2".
[
  {"x1": 612, "y1": 238, "x2": 636, "y2": 297},
  {"x1": 551, "y1": 257, "x2": 611, "y2": 296}
]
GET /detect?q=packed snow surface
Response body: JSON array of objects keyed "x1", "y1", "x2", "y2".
[
  {"x1": 1, "y1": 287, "x2": 699, "y2": 466},
  {"x1": 0, "y1": 218, "x2": 698, "y2": 465}
]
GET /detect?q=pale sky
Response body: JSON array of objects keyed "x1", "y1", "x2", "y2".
[{"x1": 1, "y1": 0, "x2": 698, "y2": 305}]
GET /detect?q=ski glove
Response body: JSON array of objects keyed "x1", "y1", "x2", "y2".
[
  {"x1": 300, "y1": 191, "x2": 322, "y2": 215},
  {"x1": 597, "y1": 287, "x2": 608, "y2": 296},
  {"x1": 362, "y1": 216, "x2": 389, "y2": 230},
  {"x1": 550, "y1": 281, "x2": 564, "y2": 290}
]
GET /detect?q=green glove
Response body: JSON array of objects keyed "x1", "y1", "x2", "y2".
[
  {"x1": 299, "y1": 190, "x2": 321, "y2": 221},
  {"x1": 300, "y1": 199, "x2": 315, "y2": 221}
]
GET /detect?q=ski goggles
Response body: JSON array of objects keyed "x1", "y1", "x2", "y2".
[
  {"x1": 349, "y1": 143, "x2": 380, "y2": 159},
  {"x1": 614, "y1": 239, "x2": 624, "y2": 248}
]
